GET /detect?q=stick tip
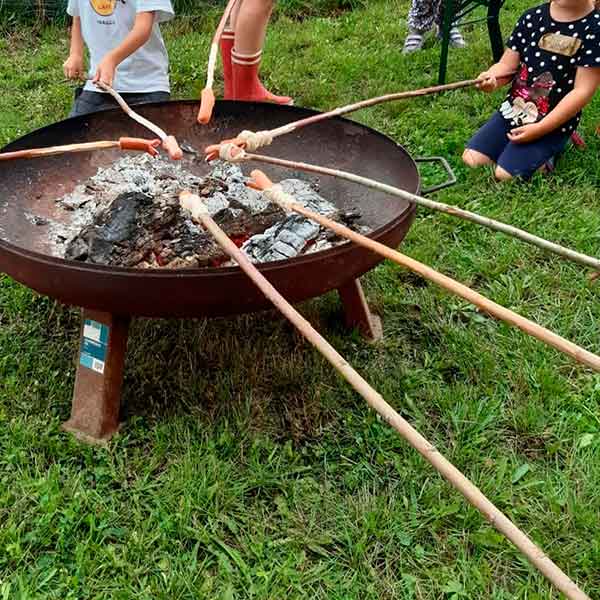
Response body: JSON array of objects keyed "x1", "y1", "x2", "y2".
[
  {"x1": 162, "y1": 136, "x2": 183, "y2": 160},
  {"x1": 179, "y1": 190, "x2": 207, "y2": 220}
]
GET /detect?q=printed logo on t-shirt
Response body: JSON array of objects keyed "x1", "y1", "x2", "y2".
[
  {"x1": 89, "y1": 0, "x2": 118, "y2": 16},
  {"x1": 500, "y1": 64, "x2": 555, "y2": 126},
  {"x1": 538, "y1": 32, "x2": 582, "y2": 56}
]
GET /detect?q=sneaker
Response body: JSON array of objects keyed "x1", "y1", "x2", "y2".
[
  {"x1": 439, "y1": 26, "x2": 467, "y2": 48},
  {"x1": 403, "y1": 30, "x2": 425, "y2": 54}
]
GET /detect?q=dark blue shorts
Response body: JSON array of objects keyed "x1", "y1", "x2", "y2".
[{"x1": 466, "y1": 111, "x2": 570, "y2": 179}]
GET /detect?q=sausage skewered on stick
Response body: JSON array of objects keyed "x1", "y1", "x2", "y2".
[
  {"x1": 197, "y1": 0, "x2": 241, "y2": 125},
  {"x1": 0, "y1": 137, "x2": 161, "y2": 161}
]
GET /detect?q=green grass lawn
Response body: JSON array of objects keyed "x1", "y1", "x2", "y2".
[{"x1": 1, "y1": 1, "x2": 600, "y2": 598}]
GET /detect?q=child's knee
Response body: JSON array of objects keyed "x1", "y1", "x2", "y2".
[
  {"x1": 494, "y1": 166, "x2": 512, "y2": 181},
  {"x1": 462, "y1": 149, "x2": 491, "y2": 168},
  {"x1": 461, "y1": 149, "x2": 476, "y2": 167}
]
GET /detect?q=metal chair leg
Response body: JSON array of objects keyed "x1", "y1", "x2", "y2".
[
  {"x1": 438, "y1": 0, "x2": 455, "y2": 84},
  {"x1": 487, "y1": 0, "x2": 504, "y2": 60}
]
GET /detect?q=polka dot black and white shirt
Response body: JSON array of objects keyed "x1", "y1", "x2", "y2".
[{"x1": 504, "y1": 3, "x2": 600, "y2": 133}]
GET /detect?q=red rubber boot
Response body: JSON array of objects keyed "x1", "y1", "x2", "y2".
[
  {"x1": 221, "y1": 28, "x2": 235, "y2": 100},
  {"x1": 231, "y1": 49, "x2": 293, "y2": 105}
]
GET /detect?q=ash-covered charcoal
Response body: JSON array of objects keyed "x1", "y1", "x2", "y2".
[
  {"x1": 279, "y1": 179, "x2": 338, "y2": 217},
  {"x1": 60, "y1": 184, "x2": 92, "y2": 211},
  {"x1": 242, "y1": 214, "x2": 321, "y2": 262},
  {"x1": 64, "y1": 189, "x2": 223, "y2": 268},
  {"x1": 213, "y1": 203, "x2": 285, "y2": 239},
  {"x1": 66, "y1": 192, "x2": 156, "y2": 266},
  {"x1": 227, "y1": 182, "x2": 271, "y2": 215},
  {"x1": 51, "y1": 154, "x2": 372, "y2": 269},
  {"x1": 241, "y1": 178, "x2": 343, "y2": 263},
  {"x1": 338, "y1": 209, "x2": 362, "y2": 225},
  {"x1": 209, "y1": 161, "x2": 246, "y2": 184}
]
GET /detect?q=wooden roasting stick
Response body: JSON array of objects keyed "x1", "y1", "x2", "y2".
[
  {"x1": 95, "y1": 81, "x2": 183, "y2": 160},
  {"x1": 197, "y1": 0, "x2": 241, "y2": 125},
  {"x1": 204, "y1": 77, "x2": 507, "y2": 160},
  {"x1": 225, "y1": 150, "x2": 600, "y2": 272},
  {"x1": 0, "y1": 137, "x2": 161, "y2": 161},
  {"x1": 248, "y1": 170, "x2": 600, "y2": 372},
  {"x1": 179, "y1": 189, "x2": 590, "y2": 600}
]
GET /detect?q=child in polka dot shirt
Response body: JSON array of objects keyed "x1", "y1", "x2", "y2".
[{"x1": 463, "y1": 0, "x2": 600, "y2": 180}]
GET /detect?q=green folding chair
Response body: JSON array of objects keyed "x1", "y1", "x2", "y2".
[{"x1": 438, "y1": 0, "x2": 506, "y2": 84}]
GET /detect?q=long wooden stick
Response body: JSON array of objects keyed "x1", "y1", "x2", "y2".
[
  {"x1": 179, "y1": 189, "x2": 590, "y2": 600},
  {"x1": 204, "y1": 76, "x2": 511, "y2": 160},
  {"x1": 197, "y1": 0, "x2": 241, "y2": 125},
  {"x1": 248, "y1": 170, "x2": 600, "y2": 372},
  {"x1": 227, "y1": 150, "x2": 600, "y2": 271},
  {"x1": 0, "y1": 137, "x2": 161, "y2": 161},
  {"x1": 94, "y1": 81, "x2": 183, "y2": 160}
]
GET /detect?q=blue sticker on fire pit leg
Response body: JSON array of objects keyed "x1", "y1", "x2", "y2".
[{"x1": 79, "y1": 320, "x2": 109, "y2": 375}]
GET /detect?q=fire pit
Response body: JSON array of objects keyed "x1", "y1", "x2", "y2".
[{"x1": 0, "y1": 100, "x2": 451, "y2": 442}]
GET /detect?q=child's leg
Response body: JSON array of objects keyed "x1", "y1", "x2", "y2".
[
  {"x1": 463, "y1": 149, "x2": 494, "y2": 167},
  {"x1": 220, "y1": 1, "x2": 238, "y2": 101},
  {"x1": 407, "y1": 0, "x2": 437, "y2": 35},
  {"x1": 229, "y1": 0, "x2": 242, "y2": 30},
  {"x1": 220, "y1": 27, "x2": 235, "y2": 100},
  {"x1": 434, "y1": 0, "x2": 466, "y2": 48},
  {"x1": 462, "y1": 111, "x2": 510, "y2": 168},
  {"x1": 494, "y1": 131, "x2": 570, "y2": 181},
  {"x1": 232, "y1": 0, "x2": 292, "y2": 104},
  {"x1": 234, "y1": 0, "x2": 272, "y2": 56},
  {"x1": 403, "y1": 0, "x2": 438, "y2": 53}
]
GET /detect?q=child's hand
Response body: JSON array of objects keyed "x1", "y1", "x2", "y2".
[
  {"x1": 63, "y1": 54, "x2": 85, "y2": 80},
  {"x1": 507, "y1": 123, "x2": 544, "y2": 144},
  {"x1": 476, "y1": 71, "x2": 497, "y2": 93},
  {"x1": 93, "y1": 54, "x2": 118, "y2": 88}
]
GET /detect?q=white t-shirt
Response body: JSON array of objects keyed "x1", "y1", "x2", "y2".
[{"x1": 67, "y1": 0, "x2": 174, "y2": 94}]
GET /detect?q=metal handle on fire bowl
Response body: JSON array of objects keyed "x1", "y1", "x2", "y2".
[{"x1": 414, "y1": 156, "x2": 457, "y2": 195}]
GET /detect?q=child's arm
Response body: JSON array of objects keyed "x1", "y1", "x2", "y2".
[
  {"x1": 509, "y1": 67, "x2": 600, "y2": 144},
  {"x1": 477, "y1": 49, "x2": 521, "y2": 93},
  {"x1": 63, "y1": 16, "x2": 85, "y2": 80},
  {"x1": 93, "y1": 11, "x2": 156, "y2": 87}
]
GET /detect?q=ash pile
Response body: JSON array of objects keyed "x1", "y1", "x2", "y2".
[{"x1": 50, "y1": 155, "x2": 369, "y2": 269}]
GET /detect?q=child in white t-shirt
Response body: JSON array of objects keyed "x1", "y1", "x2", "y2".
[{"x1": 64, "y1": 0, "x2": 174, "y2": 117}]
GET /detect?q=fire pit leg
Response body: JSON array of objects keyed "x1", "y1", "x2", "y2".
[
  {"x1": 62, "y1": 310, "x2": 130, "y2": 444},
  {"x1": 338, "y1": 279, "x2": 382, "y2": 341}
]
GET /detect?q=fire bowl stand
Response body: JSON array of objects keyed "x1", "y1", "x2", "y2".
[{"x1": 62, "y1": 277, "x2": 382, "y2": 444}]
